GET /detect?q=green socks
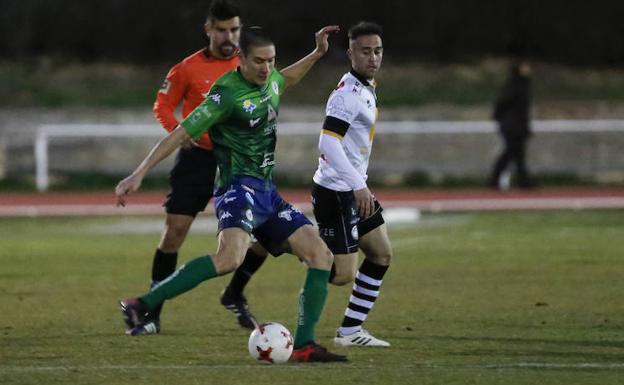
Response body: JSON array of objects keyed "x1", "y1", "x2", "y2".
[
  {"x1": 294, "y1": 268, "x2": 331, "y2": 348},
  {"x1": 141, "y1": 255, "x2": 217, "y2": 310},
  {"x1": 139, "y1": 256, "x2": 330, "y2": 348}
]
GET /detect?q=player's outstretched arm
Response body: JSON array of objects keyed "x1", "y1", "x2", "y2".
[
  {"x1": 280, "y1": 25, "x2": 339, "y2": 91},
  {"x1": 115, "y1": 126, "x2": 190, "y2": 207}
]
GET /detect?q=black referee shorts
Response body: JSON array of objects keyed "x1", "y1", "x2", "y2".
[
  {"x1": 163, "y1": 146, "x2": 217, "y2": 217},
  {"x1": 311, "y1": 183, "x2": 384, "y2": 255}
]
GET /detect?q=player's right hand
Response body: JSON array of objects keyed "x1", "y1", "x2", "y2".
[
  {"x1": 354, "y1": 187, "x2": 375, "y2": 219},
  {"x1": 115, "y1": 174, "x2": 143, "y2": 207}
]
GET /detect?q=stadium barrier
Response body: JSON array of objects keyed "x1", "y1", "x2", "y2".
[{"x1": 34, "y1": 120, "x2": 624, "y2": 191}]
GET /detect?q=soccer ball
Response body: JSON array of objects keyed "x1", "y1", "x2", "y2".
[{"x1": 248, "y1": 322, "x2": 293, "y2": 364}]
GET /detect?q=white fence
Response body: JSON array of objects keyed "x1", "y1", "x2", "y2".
[{"x1": 34, "y1": 120, "x2": 624, "y2": 191}]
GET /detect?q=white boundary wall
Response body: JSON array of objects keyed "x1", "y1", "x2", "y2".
[{"x1": 34, "y1": 120, "x2": 624, "y2": 191}]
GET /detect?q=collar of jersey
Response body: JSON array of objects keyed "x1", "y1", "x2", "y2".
[
  {"x1": 349, "y1": 68, "x2": 374, "y2": 87},
  {"x1": 349, "y1": 68, "x2": 377, "y2": 100}
]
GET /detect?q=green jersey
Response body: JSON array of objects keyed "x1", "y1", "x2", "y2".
[{"x1": 181, "y1": 68, "x2": 285, "y2": 189}]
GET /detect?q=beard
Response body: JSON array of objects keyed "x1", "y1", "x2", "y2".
[{"x1": 218, "y1": 42, "x2": 237, "y2": 58}]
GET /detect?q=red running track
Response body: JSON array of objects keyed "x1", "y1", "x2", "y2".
[{"x1": 1, "y1": 187, "x2": 623, "y2": 216}]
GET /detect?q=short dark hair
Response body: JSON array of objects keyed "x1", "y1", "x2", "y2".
[
  {"x1": 239, "y1": 26, "x2": 274, "y2": 56},
  {"x1": 206, "y1": 0, "x2": 240, "y2": 23},
  {"x1": 348, "y1": 21, "x2": 383, "y2": 40}
]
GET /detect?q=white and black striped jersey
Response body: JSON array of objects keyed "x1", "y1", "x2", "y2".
[{"x1": 313, "y1": 70, "x2": 378, "y2": 192}]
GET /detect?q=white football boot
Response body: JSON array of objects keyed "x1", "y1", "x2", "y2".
[{"x1": 334, "y1": 329, "x2": 390, "y2": 347}]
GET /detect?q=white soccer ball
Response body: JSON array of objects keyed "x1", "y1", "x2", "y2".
[{"x1": 248, "y1": 322, "x2": 293, "y2": 364}]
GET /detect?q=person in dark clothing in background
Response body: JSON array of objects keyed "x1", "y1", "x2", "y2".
[{"x1": 489, "y1": 59, "x2": 535, "y2": 189}]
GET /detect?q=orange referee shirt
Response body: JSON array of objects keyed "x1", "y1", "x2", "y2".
[{"x1": 153, "y1": 48, "x2": 240, "y2": 150}]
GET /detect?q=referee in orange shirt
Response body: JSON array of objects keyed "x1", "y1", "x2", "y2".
[{"x1": 128, "y1": 0, "x2": 266, "y2": 336}]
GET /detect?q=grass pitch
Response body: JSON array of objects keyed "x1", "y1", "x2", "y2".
[{"x1": 1, "y1": 210, "x2": 624, "y2": 384}]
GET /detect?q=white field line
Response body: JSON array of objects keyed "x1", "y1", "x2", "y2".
[
  {"x1": 2, "y1": 362, "x2": 624, "y2": 372},
  {"x1": 2, "y1": 196, "x2": 624, "y2": 217}
]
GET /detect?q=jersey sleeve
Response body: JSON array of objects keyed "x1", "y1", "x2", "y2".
[
  {"x1": 181, "y1": 85, "x2": 232, "y2": 140},
  {"x1": 323, "y1": 91, "x2": 359, "y2": 137},
  {"x1": 318, "y1": 132, "x2": 367, "y2": 190},
  {"x1": 153, "y1": 62, "x2": 187, "y2": 132}
]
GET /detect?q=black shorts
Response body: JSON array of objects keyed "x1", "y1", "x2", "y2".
[
  {"x1": 311, "y1": 183, "x2": 385, "y2": 254},
  {"x1": 163, "y1": 146, "x2": 217, "y2": 216}
]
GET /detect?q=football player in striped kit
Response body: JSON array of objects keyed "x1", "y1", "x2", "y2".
[{"x1": 311, "y1": 21, "x2": 391, "y2": 347}]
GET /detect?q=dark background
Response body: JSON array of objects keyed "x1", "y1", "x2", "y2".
[{"x1": 2, "y1": 0, "x2": 623, "y2": 66}]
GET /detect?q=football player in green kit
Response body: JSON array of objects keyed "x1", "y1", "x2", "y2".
[{"x1": 115, "y1": 25, "x2": 347, "y2": 363}]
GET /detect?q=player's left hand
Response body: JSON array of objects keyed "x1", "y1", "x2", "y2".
[{"x1": 314, "y1": 25, "x2": 340, "y2": 56}]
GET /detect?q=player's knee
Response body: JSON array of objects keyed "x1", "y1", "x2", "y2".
[
  {"x1": 163, "y1": 222, "x2": 190, "y2": 246},
  {"x1": 368, "y1": 248, "x2": 392, "y2": 266},
  {"x1": 212, "y1": 251, "x2": 245, "y2": 275},
  {"x1": 307, "y1": 243, "x2": 334, "y2": 270}
]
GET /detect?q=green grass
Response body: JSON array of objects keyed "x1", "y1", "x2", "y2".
[
  {"x1": 1, "y1": 211, "x2": 624, "y2": 384},
  {"x1": 0, "y1": 60, "x2": 163, "y2": 108}
]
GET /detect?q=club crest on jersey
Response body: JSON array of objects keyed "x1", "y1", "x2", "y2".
[
  {"x1": 271, "y1": 81, "x2": 280, "y2": 95},
  {"x1": 243, "y1": 99, "x2": 256, "y2": 113}
]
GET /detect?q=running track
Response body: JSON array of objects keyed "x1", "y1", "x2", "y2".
[{"x1": 1, "y1": 187, "x2": 623, "y2": 216}]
